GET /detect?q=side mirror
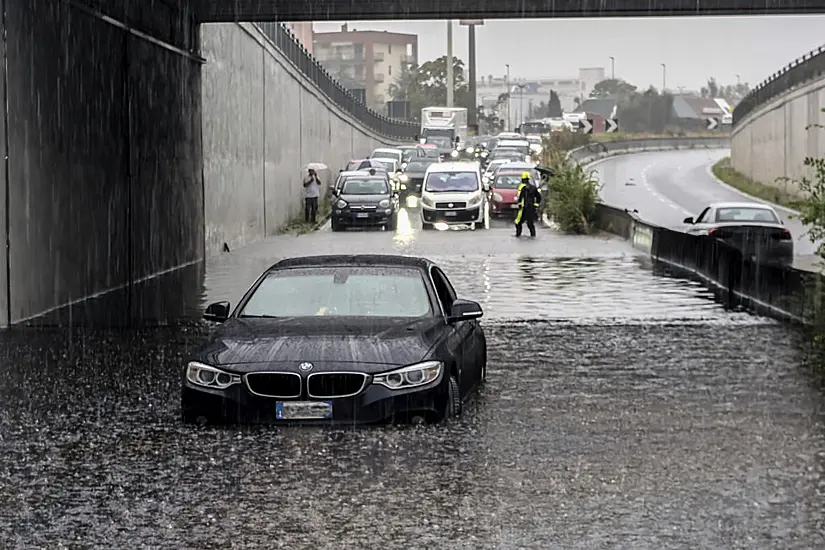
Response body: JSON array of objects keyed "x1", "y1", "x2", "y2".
[
  {"x1": 447, "y1": 299, "x2": 483, "y2": 323},
  {"x1": 683, "y1": 217, "x2": 694, "y2": 224},
  {"x1": 204, "y1": 301, "x2": 230, "y2": 322}
]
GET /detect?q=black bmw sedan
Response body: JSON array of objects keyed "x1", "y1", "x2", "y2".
[{"x1": 182, "y1": 255, "x2": 487, "y2": 425}]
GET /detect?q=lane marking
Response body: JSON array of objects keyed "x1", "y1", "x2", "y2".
[{"x1": 640, "y1": 162, "x2": 692, "y2": 216}]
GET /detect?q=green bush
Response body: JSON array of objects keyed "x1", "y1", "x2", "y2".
[
  {"x1": 542, "y1": 128, "x2": 591, "y2": 152},
  {"x1": 542, "y1": 149, "x2": 601, "y2": 234}
]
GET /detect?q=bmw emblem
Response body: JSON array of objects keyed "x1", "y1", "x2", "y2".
[
  {"x1": 448, "y1": 203, "x2": 454, "y2": 208},
  {"x1": 299, "y1": 362, "x2": 313, "y2": 371}
]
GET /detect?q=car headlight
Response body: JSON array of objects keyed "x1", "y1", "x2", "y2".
[
  {"x1": 421, "y1": 195, "x2": 434, "y2": 207},
  {"x1": 186, "y1": 361, "x2": 241, "y2": 390},
  {"x1": 466, "y1": 147, "x2": 475, "y2": 154},
  {"x1": 467, "y1": 194, "x2": 482, "y2": 207},
  {"x1": 493, "y1": 192, "x2": 503, "y2": 202},
  {"x1": 401, "y1": 162, "x2": 408, "y2": 169},
  {"x1": 400, "y1": 183, "x2": 407, "y2": 190},
  {"x1": 379, "y1": 199, "x2": 390, "y2": 208},
  {"x1": 373, "y1": 361, "x2": 443, "y2": 390},
  {"x1": 481, "y1": 151, "x2": 489, "y2": 158},
  {"x1": 399, "y1": 174, "x2": 409, "y2": 182},
  {"x1": 450, "y1": 150, "x2": 459, "y2": 158},
  {"x1": 336, "y1": 199, "x2": 348, "y2": 209}
]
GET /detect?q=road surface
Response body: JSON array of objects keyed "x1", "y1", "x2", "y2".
[{"x1": 594, "y1": 148, "x2": 822, "y2": 270}]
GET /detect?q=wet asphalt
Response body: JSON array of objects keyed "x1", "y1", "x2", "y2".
[{"x1": 2, "y1": 207, "x2": 825, "y2": 548}]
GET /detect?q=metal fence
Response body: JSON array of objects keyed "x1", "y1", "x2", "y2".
[
  {"x1": 567, "y1": 136, "x2": 732, "y2": 164},
  {"x1": 255, "y1": 23, "x2": 419, "y2": 140},
  {"x1": 733, "y1": 43, "x2": 825, "y2": 126}
]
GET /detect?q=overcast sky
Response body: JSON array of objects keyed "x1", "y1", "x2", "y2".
[{"x1": 313, "y1": 16, "x2": 825, "y2": 90}]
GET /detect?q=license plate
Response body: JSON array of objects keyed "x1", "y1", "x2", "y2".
[
  {"x1": 511, "y1": 204, "x2": 519, "y2": 209},
  {"x1": 445, "y1": 211, "x2": 457, "y2": 217},
  {"x1": 276, "y1": 401, "x2": 332, "y2": 420},
  {"x1": 356, "y1": 213, "x2": 369, "y2": 218}
]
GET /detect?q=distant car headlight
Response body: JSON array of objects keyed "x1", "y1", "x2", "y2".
[
  {"x1": 400, "y1": 183, "x2": 407, "y2": 190},
  {"x1": 466, "y1": 147, "x2": 475, "y2": 154},
  {"x1": 373, "y1": 361, "x2": 443, "y2": 390},
  {"x1": 399, "y1": 174, "x2": 409, "y2": 183},
  {"x1": 481, "y1": 151, "x2": 489, "y2": 158},
  {"x1": 493, "y1": 192, "x2": 503, "y2": 202},
  {"x1": 186, "y1": 361, "x2": 241, "y2": 390},
  {"x1": 379, "y1": 199, "x2": 390, "y2": 208},
  {"x1": 336, "y1": 199, "x2": 348, "y2": 209},
  {"x1": 450, "y1": 150, "x2": 459, "y2": 158},
  {"x1": 401, "y1": 162, "x2": 408, "y2": 169}
]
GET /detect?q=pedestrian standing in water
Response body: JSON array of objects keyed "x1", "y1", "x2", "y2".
[
  {"x1": 514, "y1": 172, "x2": 542, "y2": 238},
  {"x1": 303, "y1": 168, "x2": 321, "y2": 224}
]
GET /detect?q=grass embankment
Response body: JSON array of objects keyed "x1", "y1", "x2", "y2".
[
  {"x1": 591, "y1": 131, "x2": 725, "y2": 142},
  {"x1": 711, "y1": 157, "x2": 800, "y2": 210},
  {"x1": 280, "y1": 197, "x2": 332, "y2": 235}
]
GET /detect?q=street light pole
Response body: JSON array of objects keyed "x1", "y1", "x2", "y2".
[
  {"x1": 505, "y1": 63, "x2": 510, "y2": 131},
  {"x1": 446, "y1": 20, "x2": 454, "y2": 107},
  {"x1": 468, "y1": 23, "x2": 477, "y2": 127},
  {"x1": 609, "y1": 56, "x2": 615, "y2": 80},
  {"x1": 661, "y1": 63, "x2": 666, "y2": 93}
]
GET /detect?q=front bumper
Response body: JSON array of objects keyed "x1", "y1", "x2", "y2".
[
  {"x1": 333, "y1": 208, "x2": 393, "y2": 226},
  {"x1": 491, "y1": 200, "x2": 519, "y2": 214},
  {"x1": 421, "y1": 206, "x2": 481, "y2": 224},
  {"x1": 181, "y1": 374, "x2": 447, "y2": 425}
]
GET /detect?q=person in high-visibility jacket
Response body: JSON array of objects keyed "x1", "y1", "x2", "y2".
[{"x1": 514, "y1": 172, "x2": 542, "y2": 237}]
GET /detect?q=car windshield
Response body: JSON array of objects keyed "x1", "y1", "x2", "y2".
[
  {"x1": 373, "y1": 150, "x2": 401, "y2": 162},
  {"x1": 406, "y1": 160, "x2": 433, "y2": 172},
  {"x1": 495, "y1": 175, "x2": 523, "y2": 189},
  {"x1": 341, "y1": 178, "x2": 388, "y2": 195},
  {"x1": 426, "y1": 136, "x2": 453, "y2": 149},
  {"x1": 372, "y1": 158, "x2": 397, "y2": 171},
  {"x1": 715, "y1": 207, "x2": 780, "y2": 223},
  {"x1": 425, "y1": 171, "x2": 479, "y2": 192},
  {"x1": 492, "y1": 150, "x2": 523, "y2": 160},
  {"x1": 240, "y1": 267, "x2": 431, "y2": 318}
]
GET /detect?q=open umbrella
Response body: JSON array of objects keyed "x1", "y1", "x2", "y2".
[{"x1": 305, "y1": 162, "x2": 328, "y2": 171}]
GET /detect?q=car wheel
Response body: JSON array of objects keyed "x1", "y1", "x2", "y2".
[
  {"x1": 331, "y1": 218, "x2": 341, "y2": 232},
  {"x1": 443, "y1": 374, "x2": 462, "y2": 420}
]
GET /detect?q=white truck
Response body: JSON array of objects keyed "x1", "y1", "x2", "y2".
[{"x1": 420, "y1": 107, "x2": 468, "y2": 155}]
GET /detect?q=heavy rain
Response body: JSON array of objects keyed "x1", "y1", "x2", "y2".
[{"x1": 2, "y1": 1, "x2": 825, "y2": 548}]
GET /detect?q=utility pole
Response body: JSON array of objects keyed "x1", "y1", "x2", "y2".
[
  {"x1": 446, "y1": 20, "x2": 454, "y2": 107},
  {"x1": 468, "y1": 23, "x2": 477, "y2": 127},
  {"x1": 505, "y1": 64, "x2": 510, "y2": 131},
  {"x1": 661, "y1": 63, "x2": 667, "y2": 93},
  {"x1": 609, "y1": 56, "x2": 615, "y2": 80}
]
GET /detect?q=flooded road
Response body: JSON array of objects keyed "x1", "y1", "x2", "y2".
[{"x1": 2, "y1": 207, "x2": 824, "y2": 548}]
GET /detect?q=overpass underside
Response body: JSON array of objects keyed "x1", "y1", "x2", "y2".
[{"x1": 0, "y1": 0, "x2": 204, "y2": 327}]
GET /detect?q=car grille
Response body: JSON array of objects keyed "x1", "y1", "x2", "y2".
[
  {"x1": 349, "y1": 204, "x2": 377, "y2": 211},
  {"x1": 245, "y1": 372, "x2": 302, "y2": 398},
  {"x1": 306, "y1": 372, "x2": 368, "y2": 398},
  {"x1": 435, "y1": 201, "x2": 467, "y2": 209}
]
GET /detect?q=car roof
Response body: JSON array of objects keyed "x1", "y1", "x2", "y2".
[
  {"x1": 374, "y1": 148, "x2": 403, "y2": 153},
  {"x1": 425, "y1": 161, "x2": 480, "y2": 172},
  {"x1": 710, "y1": 202, "x2": 776, "y2": 211},
  {"x1": 271, "y1": 254, "x2": 434, "y2": 271},
  {"x1": 340, "y1": 170, "x2": 369, "y2": 176}
]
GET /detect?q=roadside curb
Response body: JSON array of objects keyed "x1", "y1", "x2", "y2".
[{"x1": 703, "y1": 162, "x2": 800, "y2": 216}]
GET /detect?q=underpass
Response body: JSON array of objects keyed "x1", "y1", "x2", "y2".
[
  {"x1": 3, "y1": 205, "x2": 824, "y2": 547},
  {"x1": 594, "y1": 148, "x2": 822, "y2": 270}
]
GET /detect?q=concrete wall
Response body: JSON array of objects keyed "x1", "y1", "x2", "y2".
[
  {"x1": 201, "y1": 23, "x2": 391, "y2": 255},
  {"x1": 731, "y1": 76, "x2": 825, "y2": 195},
  {"x1": 2, "y1": 0, "x2": 203, "y2": 326}
]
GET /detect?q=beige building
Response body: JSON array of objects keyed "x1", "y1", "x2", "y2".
[
  {"x1": 313, "y1": 24, "x2": 418, "y2": 111},
  {"x1": 283, "y1": 22, "x2": 313, "y2": 54}
]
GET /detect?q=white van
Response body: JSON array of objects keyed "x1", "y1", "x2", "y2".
[{"x1": 419, "y1": 162, "x2": 487, "y2": 231}]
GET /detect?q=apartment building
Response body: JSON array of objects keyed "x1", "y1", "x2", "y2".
[
  {"x1": 313, "y1": 24, "x2": 418, "y2": 110},
  {"x1": 477, "y1": 67, "x2": 607, "y2": 129}
]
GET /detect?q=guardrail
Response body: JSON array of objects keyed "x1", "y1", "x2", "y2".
[
  {"x1": 255, "y1": 23, "x2": 419, "y2": 140},
  {"x1": 733, "y1": 43, "x2": 825, "y2": 126},
  {"x1": 566, "y1": 136, "x2": 731, "y2": 165},
  {"x1": 562, "y1": 136, "x2": 821, "y2": 323}
]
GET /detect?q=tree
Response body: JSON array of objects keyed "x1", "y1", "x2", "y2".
[
  {"x1": 388, "y1": 55, "x2": 473, "y2": 121},
  {"x1": 590, "y1": 78, "x2": 637, "y2": 100},
  {"x1": 701, "y1": 77, "x2": 751, "y2": 106},
  {"x1": 547, "y1": 90, "x2": 563, "y2": 117}
]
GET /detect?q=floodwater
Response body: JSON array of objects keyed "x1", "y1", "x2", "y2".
[{"x1": 1, "y1": 210, "x2": 824, "y2": 548}]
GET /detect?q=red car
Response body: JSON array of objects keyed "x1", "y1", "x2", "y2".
[{"x1": 490, "y1": 171, "x2": 526, "y2": 216}]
